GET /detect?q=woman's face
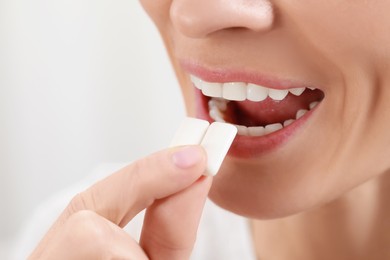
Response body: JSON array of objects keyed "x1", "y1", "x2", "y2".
[{"x1": 140, "y1": 0, "x2": 390, "y2": 218}]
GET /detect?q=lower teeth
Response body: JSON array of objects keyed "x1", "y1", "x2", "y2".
[{"x1": 208, "y1": 98, "x2": 320, "y2": 136}]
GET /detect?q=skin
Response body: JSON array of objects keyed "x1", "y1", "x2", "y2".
[
  {"x1": 141, "y1": 0, "x2": 390, "y2": 259},
  {"x1": 31, "y1": 1, "x2": 390, "y2": 259},
  {"x1": 30, "y1": 146, "x2": 212, "y2": 259}
]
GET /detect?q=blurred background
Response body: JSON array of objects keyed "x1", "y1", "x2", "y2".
[{"x1": 0, "y1": 0, "x2": 184, "y2": 257}]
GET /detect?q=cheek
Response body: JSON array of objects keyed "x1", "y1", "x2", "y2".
[
  {"x1": 208, "y1": 161, "x2": 345, "y2": 219},
  {"x1": 283, "y1": 1, "x2": 390, "y2": 66}
]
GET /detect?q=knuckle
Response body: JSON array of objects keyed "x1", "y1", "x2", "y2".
[
  {"x1": 126, "y1": 157, "x2": 148, "y2": 194},
  {"x1": 66, "y1": 189, "x2": 101, "y2": 217},
  {"x1": 67, "y1": 210, "x2": 105, "y2": 236},
  {"x1": 67, "y1": 193, "x2": 89, "y2": 214},
  {"x1": 66, "y1": 210, "x2": 112, "y2": 250},
  {"x1": 128, "y1": 158, "x2": 157, "y2": 205},
  {"x1": 131, "y1": 157, "x2": 148, "y2": 179}
]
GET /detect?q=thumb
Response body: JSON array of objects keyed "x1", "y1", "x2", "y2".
[{"x1": 140, "y1": 176, "x2": 212, "y2": 260}]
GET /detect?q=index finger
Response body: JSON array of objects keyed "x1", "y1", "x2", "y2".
[{"x1": 59, "y1": 145, "x2": 207, "y2": 227}]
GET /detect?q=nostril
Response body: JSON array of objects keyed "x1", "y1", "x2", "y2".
[{"x1": 170, "y1": 0, "x2": 274, "y2": 39}]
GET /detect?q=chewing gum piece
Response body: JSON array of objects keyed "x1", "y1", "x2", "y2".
[
  {"x1": 201, "y1": 122, "x2": 237, "y2": 176},
  {"x1": 169, "y1": 117, "x2": 210, "y2": 147},
  {"x1": 170, "y1": 118, "x2": 237, "y2": 176}
]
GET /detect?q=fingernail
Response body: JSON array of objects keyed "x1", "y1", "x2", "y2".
[{"x1": 172, "y1": 146, "x2": 203, "y2": 169}]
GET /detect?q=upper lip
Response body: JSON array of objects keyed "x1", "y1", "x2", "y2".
[{"x1": 180, "y1": 60, "x2": 318, "y2": 91}]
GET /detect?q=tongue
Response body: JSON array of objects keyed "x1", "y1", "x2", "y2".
[{"x1": 226, "y1": 90, "x2": 323, "y2": 126}]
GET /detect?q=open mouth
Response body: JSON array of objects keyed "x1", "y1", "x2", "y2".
[{"x1": 190, "y1": 75, "x2": 324, "y2": 137}]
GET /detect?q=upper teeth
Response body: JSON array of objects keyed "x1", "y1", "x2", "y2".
[{"x1": 190, "y1": 75, "x2": 315, "y2": 102}]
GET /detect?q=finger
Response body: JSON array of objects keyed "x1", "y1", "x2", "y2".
[
  {"x1": 140, "y1": 176, "x2": 212, "y2": 260},
  {"x1": 30, "y1": 210, "x2": 148, "y2": 260},
  {"x1": 64, "y1": 145, "x2": 207, "y2": 227},
  {"x1": 35, "y1": 145, "x2": 207, "y2": 252}
]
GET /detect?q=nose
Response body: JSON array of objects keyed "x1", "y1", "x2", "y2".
[{"x1": 170, "y1": 0, "x2": 274, "y2": 38}]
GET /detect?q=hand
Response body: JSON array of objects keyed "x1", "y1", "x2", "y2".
[{"x1": 29, "y1": 145, "x2": 211, "y2": 260}]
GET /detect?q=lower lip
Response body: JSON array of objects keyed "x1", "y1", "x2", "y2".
[{"x1": 194, "y1": 89, "x2": 316, "y2": 158}]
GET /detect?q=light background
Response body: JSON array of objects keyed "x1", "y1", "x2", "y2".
[{"x1": 0, "y1": 0, "x2": 184, "y2": 257}]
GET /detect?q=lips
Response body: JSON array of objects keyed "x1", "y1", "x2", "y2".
[{"x1": 183, "y1": 63, "x2": 324, "y2": 158}]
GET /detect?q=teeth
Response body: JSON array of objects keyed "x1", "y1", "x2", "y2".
[
  {"x1": 283, "y1": 119, "x2": 295, "y2": 127},
  {"x1": 209, "y1": 107, "x2": 226, "y2": 123},
  {"x1": 289, "y1": 87, "x2": 305, "y2": 96},
  {"x1": 199, "y1": 71, "x2": 323, "y2": 136},
  {"x1": 265, "y1": 123, "x2": 283, "y2": 134},
  {"x1": 296, "y1": 109, "x2": 308, "y2": 119},
  {"x1": 248, "y1": 126, "x2": 266, "y2": 136},
  {"x1": 235, "y1": 125, "x2": 249, "y2": 136},
  {"x1": 223, "y1": 82, "x2": 247, "y2": 101},
  {"x1": 309, "y1": 101, "x2": 319, "y2": 110},
  {"x1": 201, "y1": 82, "x2": 223, "y2": 98},
  {"x1": 208, "y1": 96, "x2": 320, "y2": 136},
  {"x1": 190, "y1": 75, "x2": 314, "y2": 102},
  {"x1": 190, "y1": 75, "x2": 203, "y2": 90},
  {"x1": 232, "y1": 123, "x2": 284, "y2": 137},
  {"x1": 268, "y1": 89, "x2": 289, "y2": 101},
  {"x1": 247, "y1": 83, "x2": 268, "y2": 102},
  {"x1": 208, "y1": 98, "x2": 228, "y2": 111}
]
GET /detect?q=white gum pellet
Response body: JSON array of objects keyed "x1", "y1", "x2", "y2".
[
  {"x1": 200, "y1": 122, "x2": 237, "y2": 176},
  {"x1": 170, "y1": 117, "x2": 210, "y2": 147},
  {"x1": 170, "y1": 118, "x2": 237, "y2": 176}
]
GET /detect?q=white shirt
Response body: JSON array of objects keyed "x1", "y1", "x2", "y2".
[{"x1": 12, "y1": 163, "x2": 256, "y2": 260}]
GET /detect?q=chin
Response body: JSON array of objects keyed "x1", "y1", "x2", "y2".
[{"x1": 206, "y1": 159, "x2": 339, "y2": 220}]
